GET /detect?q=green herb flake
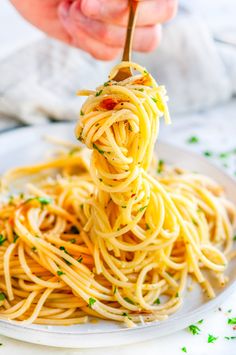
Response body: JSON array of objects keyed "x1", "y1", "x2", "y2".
[
  {"x1": 113, "y1": 286, "x2": 117, "y2": 294},
  {"x1": 80, "y1": 110, "x2": 84, "y2": 116},
  {"x1": 207, "y1": 334, "x2": 218, "y2": 343},
  {"x1": 95, "y1": 90, "x2": 103, "y2": 97},
  {"x1": 197, "y1": 319, "x2": 204, "y2": 324},
  {"x1": 233, "y1": 235, "x2": 236, "y2": 241},
  {"x1": 203, "y1": 151, "x2": 212, "y2": 157},
  {"x1": 143, "y1": 70, "x2": 148, "y2": 74},
  {"x1": 228, "y1": 318, "x2": 236, "y2": 325},
  {"x1": 70, "y1": 238, "x2": 76, "y2": 244},
  {"x1": 139, "y1": 205, "x2": 148, "y2": 213},
  {"x1": 0, "y1": 292, "x2": 6, "y2": 301},
  {"x1": 103, "y1": 81, "x2": 110, "y2": 87},
  {"x1": 57, "y1": 270, "x2": 64, "y2": 276},
  {"x1": 122, "y1": 312, "x2": 132, "y2": 320},
  {"x1": 225, "y1": 336, "x2": 236, "y2": 340},
  {"x1": 13, "y1": 233, "x2": 19, "y2": 243},
  {"x1": 219, "y1": 152, "x2": 229, "y2": 159},
  {"x1": 31, "y1": 246, "x2": 37, "y2": 252},
  {"x1": 157, "y1": 159, "x2": 164, "y2": 173},
  {"x1": 0, "y1": 235, "x2": 6, "y2": 246},
  {"x1": 93, "y1": 143, "x2": 105, "y2": 155},
  {"x1": 151, "y1": 97, "x2": 157, "y2": 103},
  {"x1": 181, "y1": 347, "x2": 187, "y2": 353},
  {"x1": 77, "y1": 256, "x2": 83, "y2": 263},
  {"x1": 187, "y1": 136, "x2": 199, "y2": 144},
  {"x1": 88, "y1": 297, "x2": 96, "y2": 308},
  {"x1": 175, "y1": 292, "x2": 179, "y2": 298},
  {"x1": 154, "y1": 298, "x2": 160, "y2": 305},
  {"x1": 124, "y1": 297, "x2": 135, "y2": 305},
  {"x1": 121, "y1": 206, "x2": 127, "y2": 209},
  {"x1": 146, "y1": 223, "x2": 150, "y2": 230},
  {"x1": 188, "y1": 324, "x2": 201, "y2": 335}
]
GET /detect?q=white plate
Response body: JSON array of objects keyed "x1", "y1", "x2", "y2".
[{"x1": 0, "y1": 123, "x2": 235, "y2": 348}]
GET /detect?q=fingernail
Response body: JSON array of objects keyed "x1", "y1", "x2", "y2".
[{"x1": 82, "y1": 0, "x2": 128, "y2": 18}]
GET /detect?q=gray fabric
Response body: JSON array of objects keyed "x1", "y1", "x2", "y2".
[{"x1": 0, "y1": 5, "x2": 236, "y2": 127}]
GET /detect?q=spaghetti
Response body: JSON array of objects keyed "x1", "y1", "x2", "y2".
[{"x1": 0, "y1": 62, "x2": 235, "y2": 327}]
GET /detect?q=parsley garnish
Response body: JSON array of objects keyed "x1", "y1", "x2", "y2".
[
  {"x1": 228, "y1": 318, "x2": 236, "y2": 325},
  {"x1": 151, "y1": 97, "x2": 157, "y2": 103},
  {"x1": 225, "y1": 336, "x2": 236, "y2": 340},
  {"x1": 31, "y1": 246, "x2": 37, "y2": 252},
  {"x1": 59, "y1": 246, "x2": 72, "y2": 265},
  {"x1": 154, "y1": 298, "x2": 160, "y2": 304},
  {"x1": 189, "y1": 324, "x2": 201, "y2": 335},
  {"x1": 139, "y1": 205, "x2": 148, "y2": 213},
  {"x1": 208, "y1": 334, "x2": 218, "y2": 343},
  {"x1": 197, "y1": 319, "x2": 204, "y2": 324},
  {"x1": 0, "y1": 293, "x2": 6, "y2": 301},
  {"x1": 80, "y1": 110, "x2": 84, "y2": 116},
  {"x1": 13, "y1": 233, "x2": 19, "y2": 243},
  {"x1": 181, "y1": 347, "x2": 187, "y2": 353},
  {"x1": 146, "y1": 223, "x2": 150, "y2": 230},
  {"x1": 95, "y1": 90, "x2": 103, "y2": 97},
  {"x1": 121, "y1": 206, "x2": 127, "y2": 209},
  {"x1": 113, "y1": 286, "x2": 117, "y2": 294},
  {"x1": 143, "y1": 69, "x2": 148, "y2": 74},
  {"x1": 69, "y1": 238, "x2": 76, "y2": 244},
  {"x1": 88, "y1": 297, "x2": 96, "y2": 308},
  {"x1": 219, "y1": 152, "x2": 229, "y2": 159},
  {"x1": 187, "y1": 136, "x2": 199, "y2": 144},
  {"x1": 175, "y1": 292, "x2": 179, "y2": 297},
  {"x1": 124, "y1": 297, "x2": 135, "y2": 305},
  {"x1": 233, "y1": 235, "x2": 236, "y2": 241},
  {"x1": 122, "y1": 312, "x2": 132, "y2": 320},
  {"x1": 93, "y1": 143, "x2": 105, "y2": 155},
  {"x1": 77, "y1": 256, "x2": 83, "y2": 263},
  {"x1": 57, "y1": 270, "x2": 64, "y2": 276},
  {"x1": 0, "y1": 235, "x2": 6, "y2": 246},
  {"x1": 157, "y1": 159, "x2": 164, "y2": 173},
  {"x1": 104, "y1": 81, "x2": 110, "y2": 87},
  {"x1": 25, "y1": 197, "x2": 52, "y2": 205},
  {"x1": 203, "y1": 151, "x2": 212, "y2": 157}
]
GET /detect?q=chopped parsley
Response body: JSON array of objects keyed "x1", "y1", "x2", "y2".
[
  {"x1": 225, "y1": 336, "x2": 236, "y2": 340},
  {"x1": 175, "y1": 292, "x2": 179, "y2": 297},
  {"x1": 25, "y1": 197, "x2": 52, "y2": 205},
  {"x1": 121, "y1": 206, "x2": 127, "y2": 209},
  {"x1": 181, "y1": 347, "x2": 187, "y2": 353},
  {"x1": 95, "y1": 90, "x2": 103, "y2": 97},
  {"x1": 233, "y1": 235, "x2": 236, "y2": 241},
  {"x1": 113, "y1": 286, "x2": 117, "y2": 294},
  {"x1": 139, "y1": 205, "x2": 148, "y2": 213},
  {"x1": 138, "y1": 88, "x2": 144, "y2": 92},
  {"x1": 122, "y1": 312, "x2": 132, "y2": 320},
  {"x1": 151, "y1": 97, "x2": 157, "y2": 103},
  {"x1": 69, "y1": 238, "x2": 76, "y2": 244},
  {"x1": 124, "y1": 297, "x2": 135, "y2": 305},
  {"x1": 143, "y1": 70, "x2": 148, "y2": 74},
  {"x1": 188, "y1": 324, "x2": 201, "y2": 335},
  {"x1": 197, "y1": 319, "x2": 204, "y2": 324},
  {"x1": 207, "y1": 334, "x2": 218, "y2": 343},
  {"x1": 157, "y1": 159, "x2": 164, "y2": 173},
  {"x1": 0, "y1": 293, "x2": 6, "y2": 301},
  {"x1": 154, "y1": 298, "x2": 160, "y2": 305},
  {"x1": 93, "y1": 143, "x2": 105, "y2": 155},
  {"x1": 59, "y1": 246, "x2": 72, "y2": 265},
  {"x1": 228, "y1": 318, "x2": 236, "y2": 325},
  {"x1": 77, "y1": 256, "x2": 83, "y2": 263},
  {"x1": 146, "y1": 223, "x2": 150, "y2": 230},
  {"x1": 31, "y1": 246, "x2": 37, "y2": 252},
  {"x1": 103, "y1": 81, "x2": 110, "y2": 87},
  {"x1": 13, "y1": 233, "x2": 19, "y2": 243},
  {"x1": 187, "y1": 136, "x2": 199, "y2": 144},
  {"x1": 0, "y1": 234, "x2": 6, "y2": 246},
  {"x1": 88, "y1": 297, "x2": 96, "y2": 308},
  {"x1": 203, "y1": 151, "x2": 212, "y2": 157},
  {"x1": 80, "y1": 110, "x2": 84, "y2": 116},
  {"x1": 219, "y1": 152, "x2": 229, "y2": 159},
  {"x1": 57, "y1": 270, "x2": 64, "y2": 276}
]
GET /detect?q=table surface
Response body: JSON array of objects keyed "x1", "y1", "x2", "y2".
[{"x1": 1, "y1": 1, "x2": 236, "y2": 354}]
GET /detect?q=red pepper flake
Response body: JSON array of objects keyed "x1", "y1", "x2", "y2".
[
  {"x1": 134, "y1": 76, "x2": 150, "y2": 85},
  {"x1": 131, "y1": 194, "x2": 136, "y2": 198},
  {"x1": 100, "y1": 98, "x2": 120, "y2": 110},
  {"x1": 233, "y1": 326, "x2": 236, "y2": 330}
]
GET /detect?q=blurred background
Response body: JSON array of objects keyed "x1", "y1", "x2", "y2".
[{"x1": 0, "y1": 0, "x2": 236, "y2": 174}]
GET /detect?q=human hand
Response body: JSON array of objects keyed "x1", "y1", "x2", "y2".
[{"x1": 10, "y1": 0, "x2": 177, "y2": 60}]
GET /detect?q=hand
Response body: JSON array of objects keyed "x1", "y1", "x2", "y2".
[{"x1": 10, "y1": 0, "x2": 177, "y2": 61}]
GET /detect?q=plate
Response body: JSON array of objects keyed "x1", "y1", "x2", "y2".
[{"x1": 0, "y1": 122, "x2": 235, "y2": 348}]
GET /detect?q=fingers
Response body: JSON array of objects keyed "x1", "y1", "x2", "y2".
[
  {"x1": 81, "y1": 0, "x2": 178, "y2": 26},
  {"x1": 65, "y1": 1, "x2": 162, "y2": 52},
  {"x1": 58, "y1": 1, "x2": 121, "y2": 60}
]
